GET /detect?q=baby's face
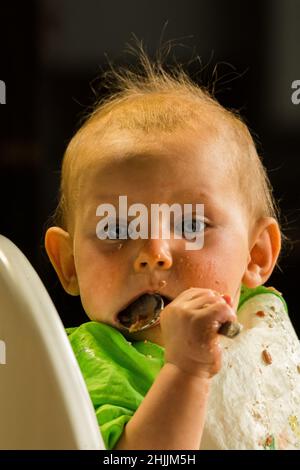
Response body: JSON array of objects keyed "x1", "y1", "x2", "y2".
[{"x1": 71, "y1": 127, "x2": 251, "y2": 344}]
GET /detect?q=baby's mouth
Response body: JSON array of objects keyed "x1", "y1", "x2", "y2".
[{"x1": 117, "y1": 293, "x2": 172, "y2": 333}]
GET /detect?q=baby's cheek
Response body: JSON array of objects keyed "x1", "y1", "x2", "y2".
[
  {"x1": 179, "y1": 255, "x2": 235, "y2": 296},
  {"x1": 77, "y1": 268, "x2": 106, "y2": 305},
  {"x1": 182, "y1": 256, "x2": 217, "y2": 285}
]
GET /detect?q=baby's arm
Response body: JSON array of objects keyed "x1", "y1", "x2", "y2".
[{"x1": 114, "y1": 288, "x2": 236, "y2": 450}]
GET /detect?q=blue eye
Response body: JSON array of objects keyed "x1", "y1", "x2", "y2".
[
  {"x1": 175, "y1": 217, "x2": 206, "y2": 237},
  {"x1": 107, "y1": 223, "x2": 129, "y2": 239},
  {"x1": 97, "y1": 221, "x2": 130, "y2": 240},
  {"x1": 184, "y1": 219, "x2": 205, "y2": 233}
]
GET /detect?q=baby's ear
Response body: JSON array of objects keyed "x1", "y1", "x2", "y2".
[
  {"x1": 45, "y1": 227, "x2": 80, "y2": 296},
  {"x1": 242, "y1": 217, "x2": 281, "y2": 288}
]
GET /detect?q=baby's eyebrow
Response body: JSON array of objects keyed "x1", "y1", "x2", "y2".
[
  {"x1": 92, "y1": 190, "x2": 212, "y2": 202},
  {"x1": 170, "y1": 189, "x2": 211, "y2": 201},
  {"x1": 93, "y1": 193, "x2": 125, "y2": 200}
]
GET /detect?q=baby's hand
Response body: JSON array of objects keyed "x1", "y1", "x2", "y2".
[{"x1": 160, "y1": 288, "x2": 237, "y2": 379}]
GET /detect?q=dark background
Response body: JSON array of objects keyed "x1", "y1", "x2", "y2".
[{"x1": 0, "y1": 0, "x2": 299, "y2": 333}]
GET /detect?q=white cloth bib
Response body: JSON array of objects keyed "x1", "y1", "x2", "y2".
[{"x1": 200, "y1": 293, "x2": 300, "y2": 450}]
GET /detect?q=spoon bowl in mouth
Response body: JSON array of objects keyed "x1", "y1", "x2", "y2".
[{"x1": 117, "y1": 293, "x2": 166, "y2": 333}]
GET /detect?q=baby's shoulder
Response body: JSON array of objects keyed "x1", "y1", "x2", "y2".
[
  {"x1": 238, "y1": 284, "x2": 288, "y2": 313},
  {"x1": 237, "y1": 284, "x2": 289, "y2": 331}
]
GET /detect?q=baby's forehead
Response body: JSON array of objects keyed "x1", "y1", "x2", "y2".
[
  {"x1": 69, "y1": 89, "x2": 249, "y2": 184},
  {"x1": 79, "y1": 124, "x2": 227, "y2": 176},
  {"x1": 76, "y1": 127, "x2": 239, "y2": 213},
  {"x1": 68, "y1": 95, "x2": 248, "y2": 207},
  {"x1": 73, "y1": 92, "x2": 243, "y2": 179},
  {"x1": 78, "y1": 103, "x2": 234, "y2": 163}
]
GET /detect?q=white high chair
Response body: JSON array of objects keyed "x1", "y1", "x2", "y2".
[{"x1": 0, "y1": 235, "x2": 105, "y2": 449}]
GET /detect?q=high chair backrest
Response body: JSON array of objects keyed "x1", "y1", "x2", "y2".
[{"x1": 0, "y1": 235, "x2": 105, "y2": 449}]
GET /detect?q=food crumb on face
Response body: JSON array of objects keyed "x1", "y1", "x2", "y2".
[
  {"x1": 297, "y1": 364, "x2": 300, "y2": 374},
  {"x1": 262, "y1": 349, "x2": 272, "y2": 365}
]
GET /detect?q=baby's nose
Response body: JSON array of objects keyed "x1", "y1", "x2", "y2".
[{"x1": 134, "y1": 240, "x2": 172, "y2": 272}]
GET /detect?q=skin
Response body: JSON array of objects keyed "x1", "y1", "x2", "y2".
[{"x1": 45, "y1": 125, "x2": 281, "y2": 449}]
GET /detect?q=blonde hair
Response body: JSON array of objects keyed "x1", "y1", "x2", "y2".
[{"x1": 53, "y1": 45, "x2": 282, "y2": 246}]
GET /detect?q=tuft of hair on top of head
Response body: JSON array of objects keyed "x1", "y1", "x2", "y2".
[
  {"x1": 78, "y1": 36, "x2": 232, "y2": 134},
  {"x1": 93, "y1": 37, "x2": 210, "y2": 103}
]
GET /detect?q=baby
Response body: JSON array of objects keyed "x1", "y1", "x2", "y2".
[{"x1": 45, "y1": 54, "x2": 300, "y2": 450}]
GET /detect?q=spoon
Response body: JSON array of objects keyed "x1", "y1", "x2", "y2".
[
  {"x1": 118, "y1": 293, "x2": 163, "y2": 332},
  {"x1": 118, "y1": 293, "x2": 242, "y2": 337}
]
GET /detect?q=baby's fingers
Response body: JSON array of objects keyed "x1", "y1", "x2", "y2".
[
  {"x1": 187, "y1": 291, "x2": 224, "y2": 309},
  {"x1": 200, "y1": 300, "x2": 237, "y2": 325}
]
